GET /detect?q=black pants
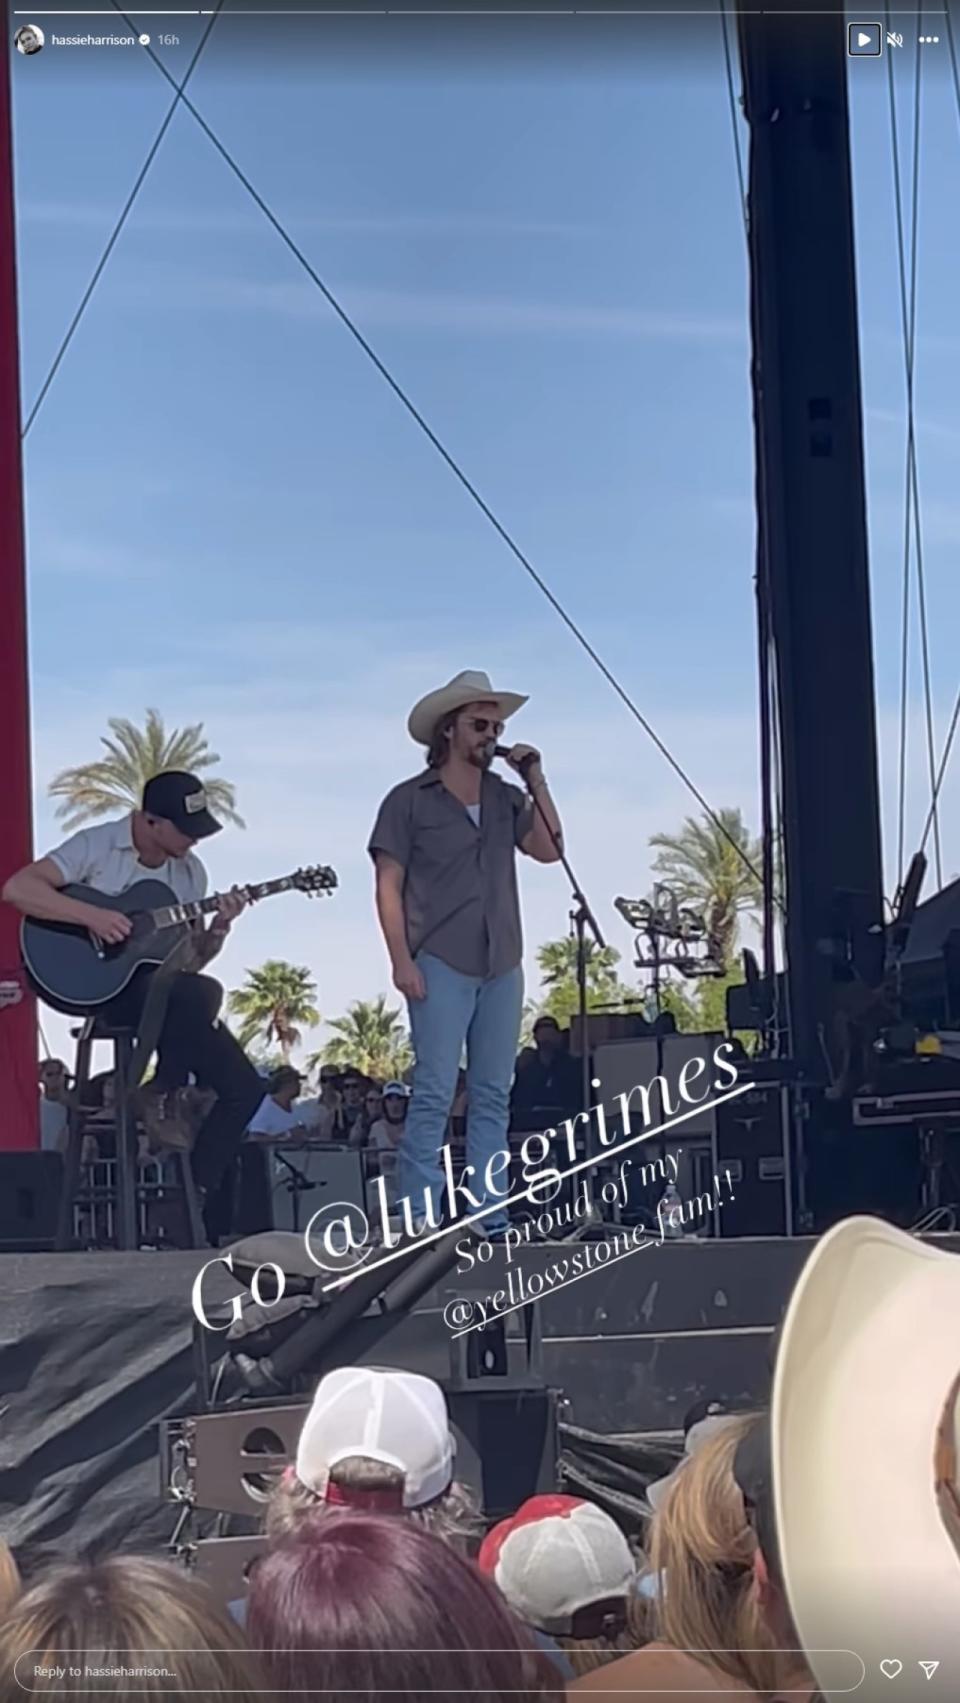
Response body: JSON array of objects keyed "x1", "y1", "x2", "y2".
[
  {"x1": 200, "y1": 1143, "x2": 276, "y2": 1243},
  {"x1": 107, "y1": 968, "x2": 264, "y2": 1204}
]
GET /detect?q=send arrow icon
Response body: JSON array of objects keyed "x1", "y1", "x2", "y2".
[{"x1": 919, "y1": 1662, "x2": 940, "y2": 1681}]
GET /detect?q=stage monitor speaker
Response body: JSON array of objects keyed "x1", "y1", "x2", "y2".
[
  {"x1": 592, "y1": 1036, "x2": 721, "y2": 1214},
  {"x1": 592, "y1": 1034, "x2": 724, "y2": 1142},
  {"x1": 0, "y1": 1152, "x2": 62, "y2": 1249},
  {"x1": 163, "y1": 1384, "x2": 559, "y2": 1525},
  {"x1": 269, "y1": 1144, "x2": 366, "y2": 1235},
  {"x1": 447, "y1": 1386, "x2": 559, "y2": 1519},
  {"x1": 711, "y1": 1084, "x2": 792, "y2": 1236}
]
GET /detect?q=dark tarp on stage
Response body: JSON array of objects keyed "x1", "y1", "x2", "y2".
[{"x1": 0, "y1": 1252, "x2": 224, "y2": 1564}]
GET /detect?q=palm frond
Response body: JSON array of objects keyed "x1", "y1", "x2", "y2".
[
  {"x1": 226, "y1": 960, "x2": 320, "y2": 1057},
  {"x1": 315, "y1": 995, "x2": 413, "y2": 1079},
  {"x1": 47, "y1": 710, "x2": 245, "y2": 830}
]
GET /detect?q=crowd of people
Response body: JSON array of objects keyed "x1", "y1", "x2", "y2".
[
  {"x1": 38, "y1": 1009, "x2": 581, "y2": 1218},
  {"x1": 38, "y1": 1054, "x2": 415, "y2": 1176},
  {"x1": 2, "y1": 1209, "x2": 958, "y2": 1698}
]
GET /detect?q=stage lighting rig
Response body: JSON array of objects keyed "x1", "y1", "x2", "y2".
[{"x1": 615, "y1": 885, "x2": 726, "y2": 988}]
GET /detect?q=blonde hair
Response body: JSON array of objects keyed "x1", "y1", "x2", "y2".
[
  {"x1": 0, "y1": 1556, "x2": 263, "y2": 1702},
  {"x1": 265, "y1": 1456, "x2": 483, "y2": 1552},
  {"x1": 649, "y1": 1413, "x2": 792, "y2": 1698},
  {"x1": 0, "y1": 1543, "x2": 20, "y2": 1616},
  {"x1": 550, "y1": 1574, "x2": 655, "y2": 1678},
  {"x1": 556, "y1": 1625, "x2": 637, "y2": 1679}
]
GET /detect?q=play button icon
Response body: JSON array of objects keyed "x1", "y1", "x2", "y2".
[{"x1": 848, "y1": 21, "x2": 882, "y2": 55}]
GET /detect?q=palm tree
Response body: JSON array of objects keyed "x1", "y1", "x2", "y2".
[
  {"x1": 48, "y1": 708, "x2": 243, "y2": 830},
  {"x1": 228, "y1": 961, "x2": 320, "y2": 1061},
  {"x1": 315, "y1": 996, "x2": 413, "y2": 1080},
  {"x1": 649, "y1": 808, "x2": 763, "y2": 969},
  {"x1": 534, "y1": 936, "x2": 635, "y2": 1029},
  {"x1": 518, "y1": 999, "x2": 539, "y2": 1050},
  {"x1": 537, "y1": 936, "x2": 623, "y2": 995}
]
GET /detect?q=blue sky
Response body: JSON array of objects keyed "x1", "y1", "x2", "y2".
[{"x1": 11, "y1": 11, "x2": 960, "y2": 1065}]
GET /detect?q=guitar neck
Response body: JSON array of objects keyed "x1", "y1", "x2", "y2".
[{"x1": 150, "y1": 877, "x2": 297, "y2": 930}]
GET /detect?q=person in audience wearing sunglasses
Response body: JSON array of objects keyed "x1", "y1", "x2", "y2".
[{"x1": 368, "y1": 670, "x2": 562, "y2": 1238}]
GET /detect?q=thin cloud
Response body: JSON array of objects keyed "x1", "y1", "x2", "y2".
[
  {"x1": 19, "y1": 200, "x2": 597, "y2": 240},
  {"x1": 153, "y1": 272, "x2": 747, "y2": 344},
  {"x1": 28, "y1": 534, "x2": 172, "y2": 581},
  {"x1": 866, "y1": 406, "x2": 960, "y2": 452}
]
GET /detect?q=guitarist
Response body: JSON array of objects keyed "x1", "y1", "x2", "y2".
[{"x1": 2, "y1": 770, "x2": 264, "y2": 1241}]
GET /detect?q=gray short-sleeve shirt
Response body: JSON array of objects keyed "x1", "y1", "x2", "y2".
[{"x1": 368, "y1": 769, "x2": 534, "y2": 979}]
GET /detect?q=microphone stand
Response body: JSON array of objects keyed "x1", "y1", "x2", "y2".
[
  {"x1": 273, "y1": 1149, "x2": 312, "y2": 1234},
  {"x1": 513, "y1": 754, "x2": 608, "y2": 1226}
]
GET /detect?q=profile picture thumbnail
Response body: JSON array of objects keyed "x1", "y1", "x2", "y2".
[{"x1": 15, "y1": 24, "x2": 45, "y2": 54}]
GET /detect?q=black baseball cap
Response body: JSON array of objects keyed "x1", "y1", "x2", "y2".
[{"x1": 142, "y1": 770, "x2": 222, "y2": 840}]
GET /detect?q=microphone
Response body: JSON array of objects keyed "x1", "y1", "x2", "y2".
[{"x1": 489, "y1": 742, "x2": 539, "y2": 780}]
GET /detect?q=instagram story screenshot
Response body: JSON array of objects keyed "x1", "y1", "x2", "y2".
[{"x1": 1, "y1": 0, "x2": 960, "y2": 1696}]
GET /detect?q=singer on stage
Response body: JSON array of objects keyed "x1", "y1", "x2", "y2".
[{"x1": 368, "y1": 670, "x2": 563, "y2": 1236}]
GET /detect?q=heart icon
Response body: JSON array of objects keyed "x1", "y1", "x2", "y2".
[{"x1": 881, "y1": 1661, "x2": 903, "y2": 1679}]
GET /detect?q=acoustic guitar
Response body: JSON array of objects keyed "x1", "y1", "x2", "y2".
[{"x1": 21, "y1": 865, "x2": 337, "y2": 1016}]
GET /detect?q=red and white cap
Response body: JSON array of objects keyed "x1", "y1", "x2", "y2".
[
  {"x1": 477, "y1": 1494, "x2": 635, "y2": 1635},
  {"x1": 295, "y1": 1366, "x2": 455, "y2": 1509}
]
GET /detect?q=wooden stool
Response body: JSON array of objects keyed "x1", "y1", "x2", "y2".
[{"x1": 56, "y1": 1016, "x2": 205, "y2": 1251}]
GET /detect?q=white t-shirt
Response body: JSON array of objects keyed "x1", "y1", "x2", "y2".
[
  {"x1": 40, "y1": 1098, "x2": 69, "y2": 1152},
  {"x1": 369, "y1": 1116, "x2": 403, "y2": 1156},
  {"x1": 46, "y1": 814, "x2": 207, "y2": 904},
  {"x1": 247, "y1": 1095, "x2": 302, "y2": 1137},
  {"x1": 295, "y1": 1097, "x2": 333, "y2": 1136},
  {"x1": 246, "y1": 1096, "x2": 326, "y2": 1137},
  {"x1": 367, "y1": 1117, "x2": 402, "y2": 1209}
]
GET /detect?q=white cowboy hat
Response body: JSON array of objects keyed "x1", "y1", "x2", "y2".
[
  {"x1": 407, "y1": 670, "x2": 528, "y2": 747},
  {"x1": 773, "y1": 1214, "x2": 960, "y2": 1692}
]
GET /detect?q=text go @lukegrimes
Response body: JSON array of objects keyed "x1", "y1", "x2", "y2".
[{"x1": 191, "y1": 1041, "x2": 746, "y2": 1331}]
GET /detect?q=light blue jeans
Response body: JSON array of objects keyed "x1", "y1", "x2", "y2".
[{"x1": 399, "y1": 952, "x2": 524, "y2": 1235}]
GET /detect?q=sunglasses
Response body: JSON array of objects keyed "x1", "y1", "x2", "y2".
[{"x1": 467, "y1": 717, "x2": 504, "y2": 735}]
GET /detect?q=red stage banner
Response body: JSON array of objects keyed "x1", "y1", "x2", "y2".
[{"x1": 0, "y1": 13, "x2": 38, "y2": 1149}]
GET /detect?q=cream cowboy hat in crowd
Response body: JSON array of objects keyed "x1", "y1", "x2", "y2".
[
  {"x1": 646, "y1": 1399, "x2": 738, "y2": 1512},
  {"x1": 772, "y1": 1214, "x2": 960, "y2": 1698},
  {"x1": 407, "y1": 670, "x2": 528, "y2": 747}
]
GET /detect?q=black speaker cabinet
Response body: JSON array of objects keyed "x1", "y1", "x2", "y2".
[
  {"x1": 712, "y1": 1084, "x2": 793, "y2": 1236},
  {"x1": 0, "y1": 1152, "x2": 62, "y2": 1249},
  {"x1": 162, "y1": 1383, "x2": 560, "y2": 1527}
]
